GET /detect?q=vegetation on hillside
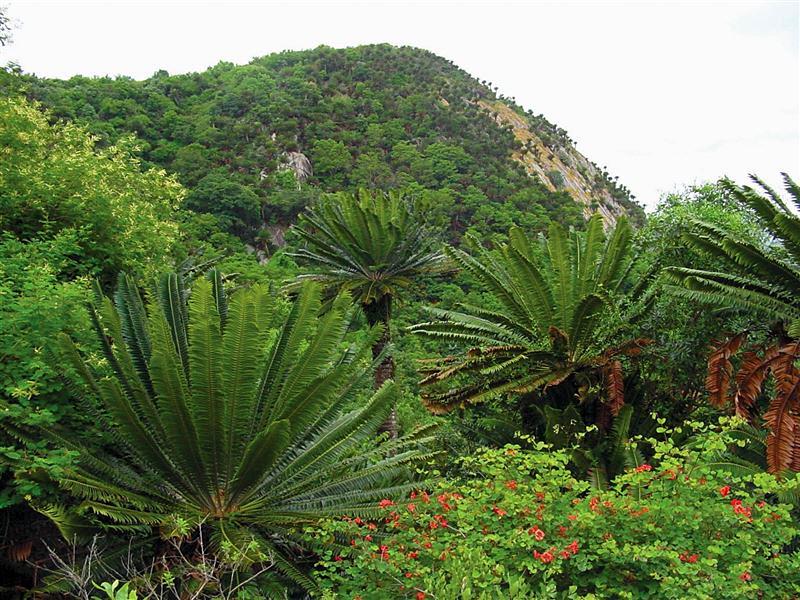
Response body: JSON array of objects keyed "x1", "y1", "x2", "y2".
[{"x1": 21, "y1": 45, "x2": 643, "y2": 250}]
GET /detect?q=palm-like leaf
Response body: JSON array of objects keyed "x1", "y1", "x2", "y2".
[
  {"x1": 289, "y1": 188, "x2": 446, "y2": 437},
  {"x1": 410, "y1": 215, "x2": 649, "y2": 421},
  {"x1": 11, "y1": 272, "x2": 436, "y2": 588},
  {"x1": 664, "y1": 173, "x2": 800, "y2": 327},
  {"x1": 289, "y1": 188, "x2": 446, "y2": 308}
]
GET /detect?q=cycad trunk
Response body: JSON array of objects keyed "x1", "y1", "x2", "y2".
[{"x1": 363, "y1": 294, "x2": 397, "y2": 438}]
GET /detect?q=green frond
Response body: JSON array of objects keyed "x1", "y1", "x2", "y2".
[
  {"x1": 34, "y1": 505, "x2": 98, "y2": 543},
  {"x1": 222, "y1": 285, "x2": 268, "y2": 473},
  {"x1": 230, "y1": 419, "x2": 291, "y2": 504},
  {"x1": 546, "y1": 221, "x2": 573, "y2": 331},
  {"x1": 187, "y1": 277, "x2": 225, "y2": 484}
]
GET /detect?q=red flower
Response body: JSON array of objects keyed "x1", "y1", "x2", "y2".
[
  {"x1": 739, "y1": 572, "x2": 751, "y2": 582},
  {"x1": 421, "y1": 491, "x2": 430, "y2": 503},
  {"x1": 407, "y1": 551, "x2": 419, "y2": 559},
  {"x1": 354, "y1": 517, "x2": 364, "y2": 525},
  {"x1": 505, "y1": 480, "x2": 518, "y2": 490},
  {"x1": 528, "y1": 526, "x2": 546, "y2": 541},
  {"x1": 540, "y1": 551, "x2": 554, "y2": 564},
  {"x1": 568, "y1": 514, "x2": 578, "y2": 521},
  {"x1": 379, "y1": 498, "x2": 395, "y2": 509},
  {"x1": 492, "y1": 506, "x2": 507, "y2": 517},
  {"x1": 365, "y1": 535, "x2": 373, "y2": 542},
  {"x1": 334, "y1": 555, "x2": 343, "y2": 562},
  {"x1": 634, "y1": 464, "x2": 652, "y2": 473},
  {"x1": 560, "y1": 550, "x2": 571, "y2": 559},
  {"x1": 417, "y1": 592, "x2": 426, "y2": 600},
  {"x1": 566, "y1": 540, "x2": 579, "y2": 555},
  {"x1": 405, "y1": 572, "x2": 414, "y2": 578},
  {"x1": 407, "y1": 503, "x2": 417, "y2": 513},
  {"x1": 557, "y1": 526, "x2": 568, "y2": 537},
  {"x1": 679, "y1": 552, "x2": 698, "y2": 563},
  {"x1": 719, "y1": 485, "x2": 731, "y2": 497},
  {"x1": 367, "y1": 522, "x2": 377, "y2": 530}
]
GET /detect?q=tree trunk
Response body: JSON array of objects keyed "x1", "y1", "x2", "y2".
[{"x1": 363, "y1": 294, "x2": 397, "y2": 439}]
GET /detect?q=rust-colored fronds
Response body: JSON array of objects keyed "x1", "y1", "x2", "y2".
[
  {"x1": 7, "y1": 540, "x2": 32, "y2": 562},
  {"x1": 706, "y1": 333, "x2": 747, "y2": 408},
  {"x1": 765, "y1": 342, "x2": 800, "y2": 473},
  {"x1": 733, "y1": 346, "x2": 780, "y2": 420},
  {"x1": 604, "y1": 360, "x2": 625, "y2": 416}
]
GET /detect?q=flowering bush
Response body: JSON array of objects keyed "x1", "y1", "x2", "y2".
[{"x1": 305, "y1": 422, "x2": 800, "y2": 599}]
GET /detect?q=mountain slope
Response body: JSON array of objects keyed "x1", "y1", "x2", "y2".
[{"x1": 23, "y1": 44, "x2": 644, "y2": 244}]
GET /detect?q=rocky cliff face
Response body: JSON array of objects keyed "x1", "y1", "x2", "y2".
[{"x1": 479, "y1": 100, "x2": 633, "y2": 227}]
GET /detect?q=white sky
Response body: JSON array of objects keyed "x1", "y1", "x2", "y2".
[{"x1": 3, "y1": 0, "x2": 799, "y2": 211}]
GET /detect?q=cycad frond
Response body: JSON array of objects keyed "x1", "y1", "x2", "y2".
[
  {"x1": 411, "y1": 217, "x2": 642, "y2": 416},
  {"x1": 38, "y1": 271, "x2": 432, "y2": 587},
  {"x1": 289, "y1": 189, "x2": 445, "y2": 306},
  {"x1": 670, "y1": 173, "x2": 800, "y2": 325}
]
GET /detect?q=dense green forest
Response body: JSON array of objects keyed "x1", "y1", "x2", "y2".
[
  {"x1": 1, "y1": 31, "x2": 799, "y2": 600},
  {"x1": 16, "y1": 45, "x2": 643, "y2": 244}
]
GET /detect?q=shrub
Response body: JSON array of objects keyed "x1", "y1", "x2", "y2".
[{"x1": 306, "y1": 420, "x2": 800, "y2": 599}]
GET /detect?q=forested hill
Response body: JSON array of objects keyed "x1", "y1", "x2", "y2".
[{"x1": 22, "y1": 44, "x2": 644, "y2": 245}]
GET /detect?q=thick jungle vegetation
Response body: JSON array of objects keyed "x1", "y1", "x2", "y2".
[{"x1": 0, "y1": 37, "x2": 798, "y2": 600}]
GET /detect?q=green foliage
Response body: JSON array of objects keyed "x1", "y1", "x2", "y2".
[
  {"x1": 92, "y1": 580, "x2": 137, "y2": 600},
  {"x1": 664, "y1": 174, "x2": 800, "y2": 331},
  {"x1": 627, "y1": 181, "x2": 764, "y2": 425},
  {"x1": 0, "y1": 96, "x2": 184, "y2": 508},
  {"x1": 5, "y1": 273, "x2": 437, "y2": 589},
  {"x1": 308, "y1": 421, "x2": 800, "y2": 598},
  {"x1": 0, "y1": 96, "x2": 183, "y2": 287},
  {"x1": 290, "y1": 189, "x2": 446, "y2": 310},
  {"x1": 23, "y1": 45, "x2": 643, "y2": 242},
  {"x1": 186, "y1": 170, "x2": 262, "y2": 237},
  {"x1": 411, "y1": 215, "x2": 646, "y2": 419}
]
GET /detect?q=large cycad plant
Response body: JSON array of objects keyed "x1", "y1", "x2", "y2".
[
  {"x1": 290, "y1": 189, "x2": 445, "y2": 437},
  {"x1": 10, "y1": 272, "x2": 434, "y2": 586},
  {"x1": 665, "y1": 174, "x2": 800, "y2": 473},
  {"x1": 410, "y1": 215, "x2": 650, "y2": 431}
]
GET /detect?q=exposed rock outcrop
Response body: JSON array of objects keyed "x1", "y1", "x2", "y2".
[{"x1": 479, "y1": 100, "x2": 630, "y2": 227}]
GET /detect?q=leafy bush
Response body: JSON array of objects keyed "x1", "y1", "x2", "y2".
[{"x1": 307, "y1": 420, "x2": 800, "y2": 599}]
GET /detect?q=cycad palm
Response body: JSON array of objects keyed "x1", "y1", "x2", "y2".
[
  {"x1": 10, "y1": 271, "x2": 434, "y2": 587},
  {"x1": 665, "y1": 174, "x2": 800, "y2": 473},
  {"x1": 410, "y1": 215, "x2": 649, "y2": 431},
  {"x1": 290, "y1": 189, "x2": 445, "y2": 437},
  {"x1": 664, "y1": 173, "x2": 800, "y2": 330}
]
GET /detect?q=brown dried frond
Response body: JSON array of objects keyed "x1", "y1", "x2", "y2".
[
  {"x1": 706, "y1": 333, "x2": 747, "y2": 408},
  {"x1": 604, "y1": 360, "x2": 625, "y2": 416}
]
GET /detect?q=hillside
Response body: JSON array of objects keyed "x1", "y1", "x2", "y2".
[{"x1": 22, "y1": 44, "x2": 644, "y2": 245}]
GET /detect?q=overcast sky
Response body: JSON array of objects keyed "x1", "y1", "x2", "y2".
[{"x1": 3, "y1": 0, "x2": 798, "y2": 210}]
